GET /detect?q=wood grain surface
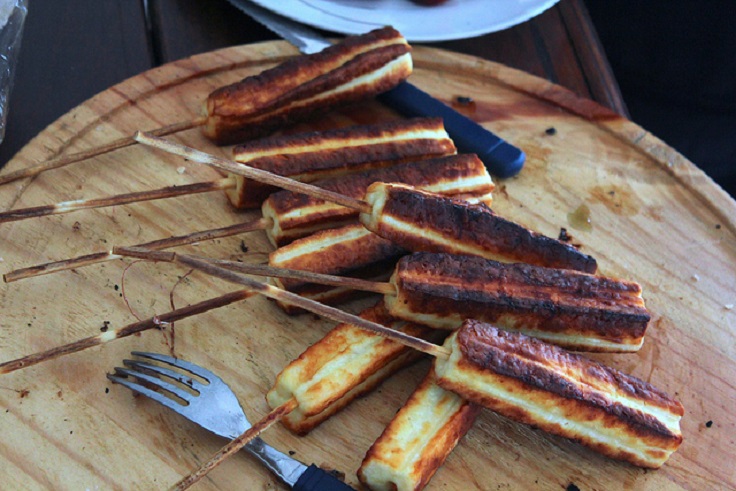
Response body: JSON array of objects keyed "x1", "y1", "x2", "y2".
[{"x1": 1, "y1": 42, "x2": 734, "y2": 490}]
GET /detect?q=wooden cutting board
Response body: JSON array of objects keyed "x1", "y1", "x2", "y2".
[{"x1": 1, "y1": 42, "x2": 734, "y2": 490}]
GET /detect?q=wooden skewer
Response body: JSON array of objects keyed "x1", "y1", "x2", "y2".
[
  {"x1": 170, "y1": 398, "x2": 299, "y2": 491},
  {"x1": 115, "y1": 246, "x2": 450, "y2": 359},
  {"x1": 0, "y1": 289, "x2": 253, "y2": 374},
  {"x1": 135, "y1": 132, "x2": 372, "y2": 214},
  {"x1": 3, "y1": 218, "x2": 269, "y2": 283},
  {"x1": 0, "y1": 177, "x2": 234, "y2": 224},
  {"x1": 199, "y1": 255, "x2": 396, "y2": 295},
  {"x1": 0, "y1": 118, "x2": 205, "y2": 186}
]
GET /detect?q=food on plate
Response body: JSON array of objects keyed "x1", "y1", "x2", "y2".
[
  {"x1": 360, "y1": 182, "x2": 598, "y2": 273},
  {"x1": 267, "y1": 191, "x2": 494, "y2": 312},
  {"x1": 203, "y1": 27, "x2": 413, "y2": 145},
  {"x1": 358, "y1": 370, "x2": 480, "y2": 491},
  {"x1": 385, "y1": 252, "x2": 650, "y2": 352},
  {"x1": 434, "y1": 320, "x2": 684, "y2": 468},
  {"x1": 0, "y1": 27, "x2": 413, "y2": 186},
  {"x1": 230, "y1": 117, "x2": 455, "y2": 208},
  {"x1": 230, "y1": 251, "x2": 649, "y2": 352},
  {"x1": 262, "y1": 152, "x2": 492, "y2": 246},
  {"x1": 135, "y1": 134, "x2": 600, "y2": 276},
  {"x1": 266, "y1": 302, "x2": 439, "y2": 434}
]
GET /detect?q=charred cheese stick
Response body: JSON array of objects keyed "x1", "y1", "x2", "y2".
[
  {"x1": 358, "y1": 370, "x2": 480, "y2": 491},
  {"x1": 266, "y1": 302, "x2": 439, "y2": 434},
  {"x1": 434, "y1": 320, "x2": 684, "y2": 468},
  {"x1": 269, "y1": 192, "x2": 495, "y2": 313},
  {"x1": 230, "y1": 117, "x2": 456, "y2": 208},
  {"x1": 360, "y1": 182, "x2": 597, "y2": 273},
  {"x1": 262, "y1": 153, "x2": 492, "y2": 246},
  {"x1": 269, "y1": 224, "x2": 403, "y2": 314},
  {"x1": 386, "y1": 252, "x2": 649, "y2": 352},
  {"x1": 203, "y1": 27, "x2": 413, "y2": 145}
]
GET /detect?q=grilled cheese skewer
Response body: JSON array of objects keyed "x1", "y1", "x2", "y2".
[
  {"x1": 231, "y1": 117, "x2": 455, "y2": 208},
  {"x1": 205, "y1": 252, "x2": 650, "y2": 352},
  {"x1": 203, "y1": 27, "x2": 412, "y2": 145},
  {"x1": 136, "y1": 135, "x2": 599, "y2": 273},
  {"x1": 4, "y1": 155, "x2": 489, "y2": 282},
  {"x1": 361, "y1": 182, "x2": 598, "y2": 273},
  {"x1": 434, "y1": 320, "x2": 684, "y2": 469},
  {"x1": 0, "y1": 27, "x2": 412, "y2": 186},
  {"x1": 266, "y1": 302, "x2": 440, "y2": 434},
  {"x1": 0, "y1": 118, "x2": 457, "y2": 224}
]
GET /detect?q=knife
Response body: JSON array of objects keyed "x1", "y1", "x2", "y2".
[{"x1": 225, "y1": 0, "x2": 525, "y2": 178}]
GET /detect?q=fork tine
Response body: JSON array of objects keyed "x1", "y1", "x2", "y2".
[
  {"x1": 131, "y1": 351, "x2": 219, "y2": 382},
  {"x1": 123, "y1": 359, "x2": 207, "y2": 393},
  {"x1": 111, "y1": 366, "x2": 195, "y2": 404},
  {"x1": 107, "y1": 372, "x2": 189, "y2": 415}
]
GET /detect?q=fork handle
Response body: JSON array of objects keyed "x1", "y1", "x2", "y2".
[{"x1": 293, "y1": 464, "x2": 356, "y2": 491}]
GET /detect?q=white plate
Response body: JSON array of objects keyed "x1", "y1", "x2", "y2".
[{"x1": 250, "y1": 0, "x2": 560, "y2": 42}]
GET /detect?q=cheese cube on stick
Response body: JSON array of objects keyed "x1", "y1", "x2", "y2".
[
  {"x1": 434, "y1": 320, "x2": 684, "y2": 469},
  {"x1": 360, "y1": 182, "x2": 598, "y2": 273},
  {"x1": 203, "y1": 27, "x2": 413, "y2": 145},
  {"x1": 266, "y1": 302, "x2": 441, "y2": 434},
  {"x1": 386, "y1": 252, "x2": 650, "y2": 352},
  {"x1": 231, "y1": 117, "x2": 456, "y2": 209}
]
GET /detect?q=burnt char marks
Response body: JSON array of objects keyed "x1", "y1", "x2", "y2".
[
  {"x1": 205, "y1": 27, "x2": 411, "y2": 144},
  {"x1": 458, "y1": 321, "x2": 682, "y2": 418},
  {"x1": 378, "y1": 184, "x2": 597, "y2": 273},
  {"x1": 266, "y1": 154, "x2": 486, "y2": 217},
  {"x1": 394, "y1": 253, "x2": 649, "y2": 345},
  {"x1": 434, "y1": 321, "x2": 683, "y2": 468}
]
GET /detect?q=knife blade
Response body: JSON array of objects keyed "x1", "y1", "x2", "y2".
[{"x1": 225, "y1": 0, "x2": 525, "y2": 178}]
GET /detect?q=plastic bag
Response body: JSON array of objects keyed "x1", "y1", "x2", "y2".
[{"x1": 0, "y1": 0, "x2": 27, "y2": 144}]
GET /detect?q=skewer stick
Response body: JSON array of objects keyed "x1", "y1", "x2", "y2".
[
  {"x1": 115, "y1": 246, "x2": 449, "y2": 359},
  {"x1": 170, "y1": 398, "x2": 299, "y2": 491},
  {"x1": 0, "y1": 118, "x2": 206, "y2": 186},
  {"x1": 4, "y1": 218, "x2": 269, "y2": 283},
  {"x1": 198, "y1": 255, "x2": 396, "y2": 295},
  {"x1": 135, "y1": 132, "x2": 372, "y2": 214},
  {"x1": 0, "y1": 289, "x2": 253, "y2": 374},
  {"x1": 0, "y1": 178, "x2": 233, "y2": 224}
]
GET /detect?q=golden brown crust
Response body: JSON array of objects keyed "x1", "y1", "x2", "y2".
[
  {"x1": 266, "y1": 302, "x2": 439, "y2": 434},
  {"x1": 269, "y1": 224, "x2": 406, "y2": 291},
  {"x1": 387, "y1": 252, "x2": 650, "y2": 352},
  {"x1": 434, "y1": 321, "x2": 683, "y2": 468},
  {"x1": 361, "y1": 183, "x2": 597, "y2": 273},
  {"x1": 358, "y1": 370, "x2": 480, "y2": 491},
  {"x1": 262, "y1": 154, "x2": 491, "y2": 245},
  {"x1": 204, "y1": 27, "x2": 412, "y2": 144},
  {"x1": 229, "y1": 118, "x2": 454, "y2": 209}
]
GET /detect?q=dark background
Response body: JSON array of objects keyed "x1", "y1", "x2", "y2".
[{"x1": 585, "y1": 0, "x2": 736, "y2": 197}]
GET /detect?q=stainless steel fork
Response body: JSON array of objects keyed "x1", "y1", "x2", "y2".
[{"x1": 108, "y1": 351, "x2": 353, "y2": 490}]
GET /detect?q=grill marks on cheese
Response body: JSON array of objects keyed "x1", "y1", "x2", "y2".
[
  {"x1": 361, "y1": 182, "x2": 598, "y2": 273},
  {"x1": 386, "y1": 253, "x2": 650, "y2": 352},
  {"x1": 358, "y1": 371, "x2": 480, "y2": 491},
  {"x1": 203, "y1": 27, "x2": 413, "y2": 145},
  {"x1": 434, "y1": 321, "x2": 683, "y2": 469},
  {"x1": 266, "y1": 302, "x2": 438, "y2": 434},
  {"x1": 262, "y1": 153, "x2": 492, "y2": 246},
  {"x1": 228, "y1": 117, "x2": 455, "y2": 209}
]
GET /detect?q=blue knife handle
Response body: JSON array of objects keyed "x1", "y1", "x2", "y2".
[
  {"x1": 377, "y1": 81, "x2": 525, "y2": 178},
  {"x1": 293, "y1": 464, "x2": 356, "y2": 491}
]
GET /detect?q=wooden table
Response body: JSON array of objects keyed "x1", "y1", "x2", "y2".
[{"x1": 0, "y1": 0, "x2": 625, "y2": 168}]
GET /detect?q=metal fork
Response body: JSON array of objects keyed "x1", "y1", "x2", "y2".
[{"x1": 108, "y1": 352, "x2": 353, "y2": 490}]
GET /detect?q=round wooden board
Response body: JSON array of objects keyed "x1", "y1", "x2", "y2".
[{"x1": 1, "y1": 42, "x2": 734, "y2": 490}]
